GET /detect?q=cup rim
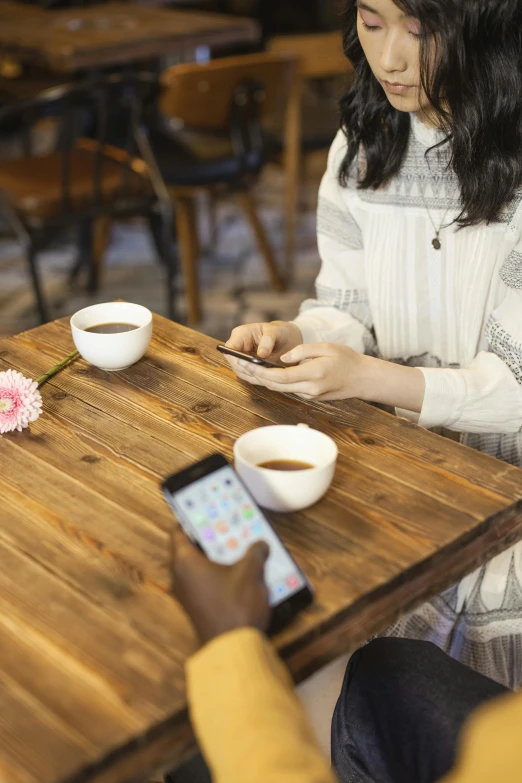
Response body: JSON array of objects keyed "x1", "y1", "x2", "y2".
[
  {"x1": 70, "y1": 302, "x2": 152, "y2": 335},
  {"x1": 234, "y1": 424, "x2": 338, "y2": 472}
]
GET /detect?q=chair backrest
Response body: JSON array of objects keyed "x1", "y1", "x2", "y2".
[
  {"x1": 159, "y1": 52, "x2": 298, "y2": 132},
  {"x1": 0, "y1": 72, "x2": 161, "y2": 221},
  {"x1": 267, "y1": 32, "x2": 351, "y2": 80}
]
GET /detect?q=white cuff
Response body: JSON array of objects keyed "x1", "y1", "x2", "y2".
[
  {"x1": 418, "y1": 368, "x2": 468, "y2": 430},
  {"x1": 396, "y1": 408, "x2": 420, "y2": 424},
  {"x1": 292, "y1": 311, "x2": 368, "y2": 353},
  {"x1": 291, "y1": 317, "x2": 320, "y2": 346}
]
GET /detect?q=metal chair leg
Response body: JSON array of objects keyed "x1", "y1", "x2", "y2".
[{"x1": 26, "y1": 242, "x2": 49, "y2": 324}]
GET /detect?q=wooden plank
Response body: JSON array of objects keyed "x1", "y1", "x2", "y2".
[
  {"x1": 0, "y1": 677, "x2": 90, "y2": 783},
  {"x1": 0, "y1": 527, "x2": 182, "y2": 715},
  {"x1": 0, "y1": 487, "x2": 195, "y2": 658},
  {"x1": 0, "y1": 607, "x2": 143, "y2": 747},
  {"x1": 0, "y1": 759, "x2": 39, "y2": 783}
]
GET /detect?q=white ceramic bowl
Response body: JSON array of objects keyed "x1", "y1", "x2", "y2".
[
  {"x1": 234, "y1": 424, "x2": 338, "y2": 513},
  {"x1": 70, "y1": 302, "x2": 152, "y2": 371}
]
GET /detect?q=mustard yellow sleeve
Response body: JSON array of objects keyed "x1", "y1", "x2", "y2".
[
  {"x1": 442, "y1": 690, "x2": 522, "y2": 783},
  {"x1": 186, "y1": 628, "x2": 337, "y2": 783}
]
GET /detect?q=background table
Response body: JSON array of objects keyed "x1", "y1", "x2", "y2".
[
  {"x1": 0, "y1": 3, "x2": 260, "y2": 72},
  {"x1": 1, "y1": 314, "x2": 522, "y2": 783}
]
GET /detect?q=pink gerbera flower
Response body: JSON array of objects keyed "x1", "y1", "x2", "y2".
[{"x1": 0, "y1": 369, "x2": 42, "y2": 434}]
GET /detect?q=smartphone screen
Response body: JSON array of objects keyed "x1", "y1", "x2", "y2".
[{"x1": 164, "y1": 464, "x2": 307, "y2": 608}]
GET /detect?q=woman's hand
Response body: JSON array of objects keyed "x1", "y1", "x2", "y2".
[
  {"x1": 233, "y1": 342, "x2": 426, "y2": 411},
  {"x1": 234, "y1": 343, "x2": 368, "y2": 401},
  {"x1": 225, "y1": 321, "x2": 303, "y2": 367}
]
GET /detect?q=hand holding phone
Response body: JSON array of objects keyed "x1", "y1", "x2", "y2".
[
  {"x1": 223, "y1": 322, "x2": 303, "y2": 364},
  {"x1": 163, "y1": 455, "x2": 313, "y2": 634},
  {"x1": 171, "y1": 522, "x2": 272, "y2": 644},
  {"x1": 217, "y1": 344, "x2": 284, "y2": 369}
]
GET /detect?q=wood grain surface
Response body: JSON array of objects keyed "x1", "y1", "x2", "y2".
[
  {"x1": 0, "y1": 4, "x2": 260, "y2": 72},
  {"x1": 1, "y1": 312, "x2": 522, "y2": 783}
]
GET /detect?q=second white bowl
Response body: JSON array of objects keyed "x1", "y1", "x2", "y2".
[{"x1": 70, "y1": 302, "x2": 152, "y2": 371}]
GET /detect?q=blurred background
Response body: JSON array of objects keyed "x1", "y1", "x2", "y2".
[{"x1": 0, "y1": 0, "x2": 352, "y2": 341}]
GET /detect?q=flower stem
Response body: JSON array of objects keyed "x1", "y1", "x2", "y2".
[{"x1": 36, "y1": 350, "x2": 80, "y2": 387}]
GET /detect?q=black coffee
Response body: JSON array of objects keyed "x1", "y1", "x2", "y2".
[
  {"x1": 258, "y1": 460, "x2": 315, "y2": 471},
  {"x1": 85, "y1": 323, "x2": 139, "y2": 334}
]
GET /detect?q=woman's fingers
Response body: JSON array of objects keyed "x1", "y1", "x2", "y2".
[
  {"x1": 226, "y1": 324, "x2": 262, "y2": 353},
  {"x1": 280, "y1": 342, "x2": 334, "y2": 364},
  {"x1": 256, "y1": 331, "x2": 278, "y2": 358},
  {"x1": 248, "y1": 360, "x2": 324, "y2": 386}
]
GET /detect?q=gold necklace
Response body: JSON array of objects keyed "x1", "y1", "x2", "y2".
[{"x1": 415, "y1": 151, "x2": 454, "y2": 250}]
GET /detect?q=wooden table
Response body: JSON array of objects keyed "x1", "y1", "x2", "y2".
[
  {"x1": 0, "y1": 3, "x2": 260, "y2": 72},
  {"x1": 1, "y1": 314, "x2": 522, "y2": 783}
]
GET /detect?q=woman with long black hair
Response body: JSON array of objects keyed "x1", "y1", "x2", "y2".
[{"x1": 225, "y1": 0, "x2": 522, "y2": 689}]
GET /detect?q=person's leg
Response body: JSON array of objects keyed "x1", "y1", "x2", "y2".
[
  {"x1": 332, "y1": 637, "x2": 508, "y2": 783},
  {"x1": 164, "y1": 754, "x2": 211, "y2": 783}
]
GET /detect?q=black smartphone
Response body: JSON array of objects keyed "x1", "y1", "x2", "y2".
[
  {"x1": 162, "y1": 453, "x2": 314, "y2": 634},
  {"x1": 217, "y1": 344, "x2": 284, "y2": 369}
]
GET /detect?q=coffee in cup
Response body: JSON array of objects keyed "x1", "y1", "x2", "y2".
[
  {"x1": 234, "y1": 424, "x2": 337, "y2": 512},
  {"x1": 71, "y1": 302, "x2": 152, "y2": 371}
]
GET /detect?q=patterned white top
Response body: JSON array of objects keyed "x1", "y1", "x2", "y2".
[
  {"x1": 292, "y1": 114, "x2": 522, "y2": 688},
  {"x1": 294, "y1": 113, "x2": 522, "y2": 466}
]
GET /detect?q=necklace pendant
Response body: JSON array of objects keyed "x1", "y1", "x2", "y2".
[{"x1": 432, "y1": 237, "x2": 441, "y2": 250}]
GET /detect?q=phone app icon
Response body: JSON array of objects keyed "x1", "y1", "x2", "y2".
[
  {"x1": 274, "y1": 583, "x2": 286, "y2": 598},
  {"x1": 241, "y1": 527, "x2": 250, "y2": 540},
  {"x1": 220, "y1": 499, "x2": 231, "y2": 511},
  {"x1": 211, "y1": 483, "x2": 219, "y2": 493},
  {"x1": 242, "y1": 505, "x2": 254, "y2": 520},
  {"x1": 227, "y1": 537, "x2": 239, "y2": 550},
  {"x1": 225, "y1": 478, "x2": 233, "y2": 487},
  {"x1": 185, "y1": 499, "x2": 194, "y2": 509},
  {"x1": 191, "y1": 510, "x2": 207, "y2": 527},
  {"x1": 286, "y1": 574, "x2": 300, "y2": 590},
  {"x1": 232, "y1": 488, "x2": 243, "y2": 501},
  {"x1": 206, "y1": 504, "x2": 219, "y2": 519},
  {"x1": 203, "y1": 527, "x2": 216, "y2": 541},
  {"x1": 231, "y1": 511, "x2": 241, "y2": 525},
  {"x1": 216, "y1": 521, "x2": 229, "y2": 535},
  {"x1": 251, "y1": 521, "x2": 264, "y2": 536}
]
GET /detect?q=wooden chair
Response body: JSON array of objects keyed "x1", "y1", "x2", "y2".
[
  {"x1": 152, "y1": 51, "x2": 298, "y2": 324},
  {"x1": 0, "y1": 73, "x2": 177, "y2": 324},
  {"x1": 267, "y1": 32, "x2": 354, "y2": 277}
]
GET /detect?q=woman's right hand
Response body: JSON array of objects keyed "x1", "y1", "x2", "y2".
[{"x1": 226, "y1": 321, "x2": 303, "y2": 362}]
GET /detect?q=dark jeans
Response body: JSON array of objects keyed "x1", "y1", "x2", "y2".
[{"x1": 332, "y1": 638, "x2": 508, "y2": 783}]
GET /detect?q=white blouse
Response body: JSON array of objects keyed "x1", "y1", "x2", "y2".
[{"x1": 293, "y1": 114, "x2": 522, "y2": 465}]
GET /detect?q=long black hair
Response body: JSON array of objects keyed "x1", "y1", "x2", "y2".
[{"x1": 339, "y1": 0, "x2": 522, "y2": 226}]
